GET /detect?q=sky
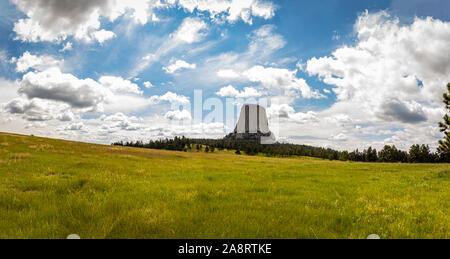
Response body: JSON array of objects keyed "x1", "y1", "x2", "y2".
[{"x1": 0, "y1": 0, "x2": 449, "y2": 151}]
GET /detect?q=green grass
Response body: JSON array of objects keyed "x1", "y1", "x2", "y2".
[{"x1": 0, "y1": 132, "x2": 449, "y2": 239}]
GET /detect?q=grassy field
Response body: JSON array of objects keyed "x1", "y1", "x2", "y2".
[{"x1": 0, "y1": 132, "x2": 448, "y2": 239}]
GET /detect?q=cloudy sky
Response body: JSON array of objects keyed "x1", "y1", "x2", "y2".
[{"x1": 0, "y1": 0, "x2": 449, "y2": 151}]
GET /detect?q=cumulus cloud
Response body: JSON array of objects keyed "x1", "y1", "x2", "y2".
[
  {"x1": 16, "y1": 51, "x2": 63, "y2": 73},
  {"x1": 99, "y1": 76, "x2": 143, "y2": 95},
  {"x1": 12, "y1": 0, "x2": 106, "y2": 42},
  {"x1": 92, "y1": 30, "x2": 116, "y2": 43},
  {"x1": 3, "y1": 98, "x2": 70, "y2": 122},
  {"x1": 267, "y1": 104, "x2": 319, "y2": 124},
  {"x1": 12, "y1": 62, "x2": 152, "y2": 116},
  {"x1": 6, "y1": 58, "x2": 192, "y2": 126},
  {"x1": 150, "y1": 92, "x2": 190, "y2": 105},
  {"x1": 56, "y1": 110, "x2": 76, "y2": 122},
  {"x1": 18, "y1": 67, "x2": 106, "y2": 110},
  {"x1": 100, "y1": 113, "x2": 143, "y2": 131},
  {"x1": 65, "y1": 122, "x2": 84, "y2": 131},
  {"x1": 165, "y1": 109, "x2": 192, "y2": 121},
  {"x1": 173, "y1": 17, "x2": 208, "y2": 44},
  {"x1": 262, "y1": 11, "x2": 449, "y2": 150},
  {"x1": 376, "y1": 99, "x2": 427, "y2": 124},
  {"x1": 216, "y1": 85, "x2": 262, "y2": 98},
  {"x1": 11, "y1": 0, "x2": 167, "y2": 43},
  {"x1": 306, "y1": 11, "x2": 450, "y2": 124},
  {"x1": 163, "y1": 59, "x2": 197, "y2": 74}
]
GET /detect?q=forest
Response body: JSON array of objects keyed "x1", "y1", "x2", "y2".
[{"x1": 112, "y1": 137, "x2": 449, "y2": 163}]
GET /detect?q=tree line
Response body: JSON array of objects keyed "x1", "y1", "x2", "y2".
[{"x1": 112, "y1": 137, "x2": 449, "y2": 163}]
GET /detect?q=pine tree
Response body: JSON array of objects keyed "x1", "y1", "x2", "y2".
[{"x1": 438, "y1": 83, "x2": 450, "y2": 155}]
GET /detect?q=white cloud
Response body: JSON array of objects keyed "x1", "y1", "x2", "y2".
[
  {"x1": 10, "y1": 0, "x2": 277, "y2": 44},
  {"x1": 108, "y1": 1, "x2": 167, "y2": 25},
  {"x1": 5, "y1": 49, "x2": 194, "y2": 124},
  {"x1": 244, "y1": 66, "x2": 325, "y2": 99},
  {"x1": 267, "y1": 104, "x2": 318, "y2": 124},
  {"x1": 217, "y1": 69, "x2": 241, "y2": 79},
  {"x1": 99, "y1": 76, "x2": 143, "y2": 95},
  {"x1": 163, "y1": 59, "x2": 197, "y2": 74},
  {"x1": 11, "y1": 0, "x2": 167, "y2": 43},
  {"x1": 65, "y1": 122, "x2": 84, "y2": 131},
  {"x1": 165, "y1": 109, "x2": 192, "y2": 121},
  {"x1": 375, "y1": 99, "x2": 427, "y2": 124},
  {"x1": 267, "y1": 103, "x2": 294, "y2": 118},
  {"x1": 18, "y1": 67, "x2": 106, "y2": 110},
  {"x1": 0, "y1": 78, "x2": 20, "y2": 105},
  {"x1": 133, "y1": 21, "x2": 284, "y2": 81},
  {"x1": 132, "y1": 16, "x2": 210, "y2": 77},
  {"x1": 306, "y1": 11, "x2": 450, "y2": 124},
  {"x1": 143, "y1": 81, "x2": 153, "y2": 88},
  {"x1": 60, "y1": 42, "x2": 73, "y2": 52},
  {"x1": 150, "y1": 92, "x2": 190, "y2": 105},
  {"x1": 3, "y1": 98, "x2": 70, "y2": 122},
  {"x1": 295, "y1": 61, "x2": 305, "y2": 71},
  {"x1": 326, "y1": 114, "x2": 353, "y2": 126},
  {"x1": 185, "y1": 25, "x2": 321, "y2": 100},
  {"x1": 15, "y1": 65, "x2": 151, "y2": 115},
  {"x1": 56, "y1": 110, "x2": 76, "y2": 122},
  {"x1": 173, "y1": 17, "x2": 208, "y2": 44},
  {"x1": 248, "y1": 25, "x2": 285, "y2": 56},
  {"x1": 216, "y1": 85, "x2": 262, "y2": 98},
  {"x1": 290, "y1": 111, "x2": 320, "y2": 124},
  {"x1": 92, "y1": 29, "x2": 116, "y2": 43},
  {"x1": 332, "y1": 133, "x2": 348, "y2": 142},
  {"x1": 99, "y1": 113, "x2": 143, "y2": 131},
  {"x1": 263, "y1": 11, "x2": 450, "y2": 151},
  {"x1": 175, "y1": 24, "x2": 288, "y2": 93},
  {"x1": 177, "y1": 0, "x2": 276, "y2": 25},
  {"x1": 16, "y1": 51, "x2": 63, "y2": 73}
]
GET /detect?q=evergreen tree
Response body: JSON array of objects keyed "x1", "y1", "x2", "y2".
[
  {"x1": 408, "y1": 144, "x2": 421, "y2": 163},
  {"x1": 420, "y1": 145, "x2": 431, "y2": 163},
  {"x1": 438, "y1": 83, "x2": 450, "y2": 156},
  {"x1": 339, "y1": 151, "x2": 349, "y2": 161}
]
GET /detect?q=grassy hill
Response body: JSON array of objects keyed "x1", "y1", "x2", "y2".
[{"x1": 0, "y1": 132, "x2": 448, "y2": 239}]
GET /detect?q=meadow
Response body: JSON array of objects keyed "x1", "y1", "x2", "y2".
[{"x1": 0, "y1": 132, "x2": 448, "y2": 239}]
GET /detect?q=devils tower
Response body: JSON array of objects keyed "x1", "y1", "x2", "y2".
[{"x1": 225, "y1": 104, "x2": 274, "y2": 143}]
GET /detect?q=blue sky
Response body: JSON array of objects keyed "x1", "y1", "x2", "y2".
[{"x1": 0, "y1": 0, "x2": 449, "y2": 150}]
